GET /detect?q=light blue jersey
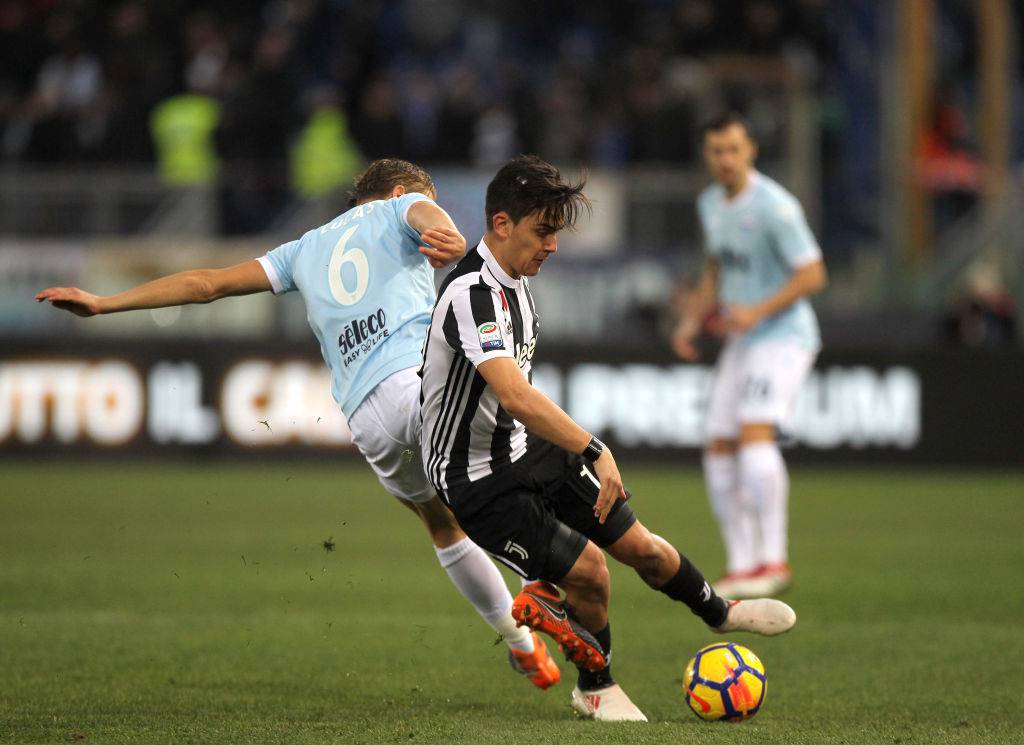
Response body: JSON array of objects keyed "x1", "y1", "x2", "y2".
[
  {"x1": 257, "y1": 193, "x2": 435, "y2": 417},
  {"x1": 697, "y1": 171, "x2": 822, "y2": 350}
]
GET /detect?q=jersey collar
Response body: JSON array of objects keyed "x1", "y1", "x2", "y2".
[
  {"x1": 476, "y1": 240, "x2": 522, "y2": 289},
  {"x1": 722, "y1": 170, "x2": 761, "y2": 209}
]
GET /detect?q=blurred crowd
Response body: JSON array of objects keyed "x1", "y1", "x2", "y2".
[
  {"x1": 0, "y1": 0, "x2": 832, "y2": 170},
  {"x1": 943, "y1": 261, "x2": 1017, "y2": 347},
  {"x1": 2, "y1": 0, "x2": 1019, "y2": 262},
  {"x1": 1, "y1": 0, "x2": 1019, "y2": 343}
]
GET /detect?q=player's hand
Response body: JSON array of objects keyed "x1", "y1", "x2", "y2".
[
  {"x1": 723, "y1": 304, "x2": 762, "y2": 334},
  {"x1": 705, "y1": 311, "x2": 727, "y2": 339},
  {"x1": 592, "y1": 448, "x2": 626, "y2": 525},
  {"x1": 35, "y1": 287, "x2": 104, "y2": 317},
  {"x1": 671, "y1": 319, "x2": 701, "y2": 361},
  {"x1": 419, "y1": 227, "x2": 466, "y2": 269}
]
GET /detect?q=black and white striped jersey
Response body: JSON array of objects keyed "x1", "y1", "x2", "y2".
[{"x1": 419, "y1": 240, "x2": 539, "y2": 494}]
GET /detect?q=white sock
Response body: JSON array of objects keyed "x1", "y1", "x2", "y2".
[
  {"x1": 435, "y1": 538, "x2": 534, "y2": 653},
  {"x1": 703, "y1": 452, "x2": 759, "y2": 574},
  {"x1": 737, "y1": 442, "x2": 789, "y2": 566},
  {"x1": 490, "y1": 614, "x2": 533, "y2": 654}
]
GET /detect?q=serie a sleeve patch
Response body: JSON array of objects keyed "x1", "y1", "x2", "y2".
[{"x1": 477, "y1": 321, "x2": 505, "y2": 350}]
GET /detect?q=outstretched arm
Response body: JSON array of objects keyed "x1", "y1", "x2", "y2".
[
  {"x1": 36, "y1": 260, "x2": 272, "y2": 317},
  {"x1": 407, "y1": 199, "x2": 466, "y2": 269}
]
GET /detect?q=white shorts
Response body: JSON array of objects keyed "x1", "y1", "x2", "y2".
[
  {"x1": 704, "y1": 339, "x2": 817, "y2": 442},
  {"x1": 347, "y1": 367, "x2": 434, "y2": 503}
]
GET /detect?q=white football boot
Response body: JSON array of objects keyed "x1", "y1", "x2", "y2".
[
  {"x1": 714, "y1": 598, "x2": 797, "y2": 636},
  {"x1": 570, "y1": 684, "x2": 648, "y2": 722}
]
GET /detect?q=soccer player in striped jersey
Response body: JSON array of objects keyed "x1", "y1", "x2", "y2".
[
  {"x1": 672, "y1": 113, "x2": 828, "y2": 599},
  {"x1": 419, "y1": 155, "x2": 797, "y2": 722},
  {"x1": 36, "y1": 159, "x2": 560, "y2": 690}
]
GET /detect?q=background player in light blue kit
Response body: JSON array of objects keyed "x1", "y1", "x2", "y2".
[
  {"x1": 36, "y1": 159, "x2": 560, "y2": 689},
  {"x1": 672, "y1": 114, "x2": 828, "y2": 600}
]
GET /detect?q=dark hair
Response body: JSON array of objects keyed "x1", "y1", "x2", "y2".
[
  {"x1": 700, "y1": 112, "x2": 754, "y2": 141},
  {"x1": 349, "y1": 158, "x2": 435, "y2": 206},
  {"x1": 485, "y1": 155, "x2": 590, "y2": 232}
]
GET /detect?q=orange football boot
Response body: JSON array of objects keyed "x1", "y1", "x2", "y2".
[
  {"x1": 511, "y1": 581, "x2": 608, "y2": 672},
  {"x1": 508, "y1": 631, "x2": 561, "y2": 690}
]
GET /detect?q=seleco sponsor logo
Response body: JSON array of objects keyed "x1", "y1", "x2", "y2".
[
  {"x1": 716, "y1": 246, "x2": 752, "y2": 271},
  {"x1": 339, "y1": 308, "x2": 388, "y2": 356}
]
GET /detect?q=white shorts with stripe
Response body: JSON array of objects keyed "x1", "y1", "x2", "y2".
[
  {"x1": 704, "y1": 338, "x2": 817, "y2": 442},
  {"x1": 347, "y1": 367, "x2": 434, "y2": 503}
]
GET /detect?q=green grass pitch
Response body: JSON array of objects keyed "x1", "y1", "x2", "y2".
[{"x1": 2, "y1": 462, "x2": 1022, "y2": 744}]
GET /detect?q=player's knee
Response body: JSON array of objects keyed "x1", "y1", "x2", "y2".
[
  {"x1": 410, "y1": 497, "x2": 465, "y2": 547},
  {"x1": 427, "y1": 524, "x2": 465, "y2": 548}
]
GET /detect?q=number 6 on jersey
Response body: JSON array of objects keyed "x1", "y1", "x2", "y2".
[{"x1": 328, "y1": 225, "x2": 370, "y2": 305}]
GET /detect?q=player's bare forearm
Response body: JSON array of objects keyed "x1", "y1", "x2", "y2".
[
  {"x1": 104, "y1": 270, "x2": 221, "y2": 313},
  {"x1": 479, "y1": 356, "x2": 625, "y2": 522},
  {"x1": 752, "y1": 260, "x2": 827, "y2": 319},
  {"x1": 501, "y1": 383, "x2": 592, "y2": 454},
  {"x1": 478, "y1": 358, "x2": 591, "y2": 454},
  {"x1": 507, "y1": 382, "x2": 627, "y2": 523},
  {"x1": 672, "y1": 260, "x2": 719, "y2": 360},
  {"x1": 407, "y1": 200, "x2": 457, "y2": 234},
  {"x1": 407, "y1": 200, "x2": 466, "y2": 268},
  {"x1": 723, "y1": 260, "x2": 826, "y2": 334},
  {"x1": 36, "y1": 260, "x2": 271, "y2": 316},
  {"x1": 686, "y1": 261, "x2": 720, "y2": 322}
]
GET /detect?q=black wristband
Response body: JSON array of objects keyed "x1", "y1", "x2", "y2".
[{"x1": 581, "y1": 436, "x2": 605, "y2": 463}]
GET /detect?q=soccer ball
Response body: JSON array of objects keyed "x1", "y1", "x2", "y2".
[{"x1": 682, "y1": 642, "x2": 766, "y2": 722}]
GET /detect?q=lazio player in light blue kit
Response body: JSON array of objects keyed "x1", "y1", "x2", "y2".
[
  {"x1": 672, "y1": 114, "x2": 828, "y2": 600},
  {"x1": 257, "y1": 180, "x2": 440, "y2": 419},
  {"x1": 37, "y1": 159, "x2": 560, "y2": 690}
]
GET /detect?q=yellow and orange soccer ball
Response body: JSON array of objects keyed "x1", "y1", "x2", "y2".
[{"x1": 683, "y1": 642, "x2": 767, "y2": 722}]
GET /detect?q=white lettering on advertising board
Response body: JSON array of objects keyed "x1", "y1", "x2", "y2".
[
  {"x1": 0, "y1": 361, "x2": 143, "y2": 445},
  {"x1": 0, "y1": 359, "x2": 919, "y2": 450},
  {"x1": 559, "y1": 363, "x2": 921, "y2": 449}
]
